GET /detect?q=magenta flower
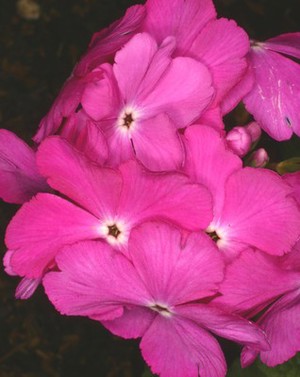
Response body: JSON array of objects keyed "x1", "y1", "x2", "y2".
[
  {"x1": 144, "y1": 0, "x2": 250, "y2": 116},
  {"x1": 81, "y1": 32, "x2": 214, "y2": 170},
  {"x1": 0, "y1": 129, "x2": 49, "y2": 204},
  {"x1": 74, "y1": 4, "x2": 146, "y2": 76},
  {"x1": 34, "y1": 69, "x2": 102, "y2": 143},
  {"x1": 183, "y1": 125, "x2": 300, "y2": 258},
  {"x1": 5, "y1": 136, "x2": 213, "y2": 279},
  {"x1": 43, "y1": 222, "x2": 268, "y2": 377},
  {"x1": 34, "y1": 4, "x2": 145, "y2": 143},
  {"x1": 214, "y1": 241, "x2": 300, "y2": 367},
  {"x1": 243, "y1": 33, "x2": 300, "y2": 140},
  {"x1": 143, "y1": 0, "x2": 217, "y2": 56}
]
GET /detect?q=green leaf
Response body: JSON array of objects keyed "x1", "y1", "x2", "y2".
[{"x1": 276, "y1": 157, "x2": 300, "y2": 174}]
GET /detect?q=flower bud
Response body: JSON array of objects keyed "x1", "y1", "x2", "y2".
[
  {"x1": 226, "y1": 127, "x2": 252, "y2": 157},
  {"x1": 245, "y1": 121, "x2": 262, "y2": 143},
  {"x1": 250, "y1": 148, "x2": 269, "y2": 168}
]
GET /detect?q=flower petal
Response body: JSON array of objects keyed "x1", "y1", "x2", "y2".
[
  {"x1": 216, "y1": 249, "x2": 300, "y2": 315},
  {"x1": 129, "y1": 222, "x2": 224, "y2": 305},
  {"x1": 60, "y1": 110, "x2": 108, "y2": 165},
  {"x1": 177, "y1": 304, "x2": 269, "y2": 351},
  {"x1": 183, "y1": 125, "x2": 242, "y2": 219},
  {"x1": 113, "y1": 33, "x2": 159, "y2": 102},
  {"x1": 43, "y1": 240, "x2": 151, "y2": 320},
  {"x1": 140, "y1": 315, "x2": 227, "y2": 377},
  {"x1": 102, "y1": 306, "x2": 156, "y2": 339},
  {"x1": 81, "y1": 64, "x2": 120, "y2": 121},
  {"x1": 219, "y1": 168, "x2": 300, "y2": 255},
  {"x1": 75, "y1": 5, "x2": 146, "y2": 76},
  {"x1": 221, "y1": 64, "x2": 254, "y2": 115},
  {"x1": 283, "y1": 172, "x2": 300, "y2": 206},
  {"x1": 118, "y1": 161, "x2": 213, "y2": 231},
  {"x1": 191, "y1": 18, "x2": 249, "y2": 105},
  {"x1": 34, "y1": 70, "x2": 102, "y2": 142},
  {"x1": 264, "y1": 33, "x2": 300, "y2": 60},
  {"x1": 0, "y1": 130, "x2": 48, "y2": 204},
  {"x1": 142, "y1": 56, "x2": 214, "y2": 127},
  {"x1": 244, "y1": 47, "x2": 300, "y2": 140},
  {"x1": 132, "y1": 113, "x2": 184, "y2": 171},
  {"x1": 37, "y1": 136, "x2": 122, "y2": 218},
  {"x1": 243, "y1": 288, "x2": 300, "y2": 367},
  {"x1": 6, "y1": 193, "x2": 100, "y2": 278},
  {"x1": 143, "y1": 0, "x2": 216, "y2": 55}
]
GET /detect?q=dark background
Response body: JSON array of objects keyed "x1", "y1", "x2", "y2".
[{"x1": 0, "y1": 1, "x2": 300, "y2": 376}]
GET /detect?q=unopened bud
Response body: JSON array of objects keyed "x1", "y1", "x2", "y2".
[
  {"x1": 250, "y1": 148, "x2": 269, "y2": 168},
  {"x1": 226, "y1": 127, "x2": 252, "y2": 157},
  {"x1": 245, "y1": 121, "x2": 261, "y2": 143}
]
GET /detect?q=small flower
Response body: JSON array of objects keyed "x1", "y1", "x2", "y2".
[{"x1": 81, "y1": 32, "x2": 214, "y2": 170}]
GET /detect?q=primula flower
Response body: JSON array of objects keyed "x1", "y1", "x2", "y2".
[
  {"x1": 34, "y1": 4, "x2": 146, "y2": 142},
  {"x1": 243, "y1": 33, "x2": 300, "y2": 140},
  {"x1": 81, "y1": 32, "x2": 214, "y2": 170},
  {"x1": 74, "y1": 4, "x2": 146, "y2": 76},
  {"x1": 215, "y1": 241, "x2": 300, "y2": 367},
  {"x1": 144, "y1": 0, "x2": 250, "y2": 117},
  {"x1": 43, "y1": 222, "x2": 268, "y2": 377},
  {"x1": 183, "y1": 125, "x2": 300, "y2": 258},
  {"x1": 34, "y1": 69, "x2": 103, "y2": 143},
  {"x1": 5, "y1": 136, "x2": 213, "y2": 279},
  {"x1": 0, "y1": 129, "x2": 49, "y2": 204}
]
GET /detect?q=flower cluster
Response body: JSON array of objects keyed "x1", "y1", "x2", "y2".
[{"x1": 1, "y1": 1, "x2": 300, "y2": 376}]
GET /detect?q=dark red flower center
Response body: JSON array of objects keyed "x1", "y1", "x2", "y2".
[
  {"x1": 108, "y1": 224, "x2": 121, "y2": 238},
  {"x1": 122, "y1": 112, "x2": 134, "y2": 128},
  {"x1": 208, "y1": 231, "x2": 220, "y2": 242}
]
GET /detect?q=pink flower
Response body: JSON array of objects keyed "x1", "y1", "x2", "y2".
[
  {"x1": 34, "y1": 69, "x2": 103, "y2": 143},
  {"x1": 144, "y1": 0, "x2": 250, "y2": 119},
  {"x1": 143, "y1": 0, "x2": 217, "y2": 56},
  {"x1": 43, "y1": 222, "x2": 268, "y2": 377},
  {"x1": 5, "y1": 136, "x2": 213, "y2": 279},
  {"x1": 34, "y1": 4, "x2": 145, "y2": 143},
  {"x1": 0, "y1": 129, "x2": 49, "y2": 204},
  {"x1": 215, "y1": 241, "x2": 300, "y2": 367},
  {"x1": 74, "y1": 4, "x2": 146, "y2": 76},
  {"x1": 82, "y1": 32, "x2": 214, "y2": 170},
  {"x1": 183, "y1": 125, "x2": 300, "y2": 259},
  {"x1": 243, "y1": 33, "x2": 300, "y2": 140}
]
